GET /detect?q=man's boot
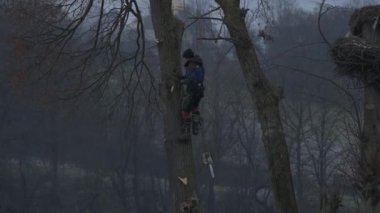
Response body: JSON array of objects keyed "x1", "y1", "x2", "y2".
[
  {"x1": 179, "y1": 119, "x2": 191, "y2": 142},
  {"x1": 192, "y1": 113, "x2": 202, "y2": 135}
]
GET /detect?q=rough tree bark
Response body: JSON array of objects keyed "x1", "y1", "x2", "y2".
[
  {"x1": 215, "y1": 1, "x2": 299, "y2": 212},
  {"x1": 149, "y1": 1, "x2": 200, "y2": 212}
]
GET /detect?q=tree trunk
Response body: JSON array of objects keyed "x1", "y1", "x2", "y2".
[
  {"x1": 295, "y1": 105, "x2": 305, "y2": 211},
  {"x1": 359, "y1": 85, "x2": 380, "y2": 213},
  {"x1": 358, "y1": 23, "x2": 380, "y2": 213},
  {"x1": 215, "y1": 1, "x2": 298, "y2": 212},
  {"x1": 149, "y1": 1, "x2": 200, "y2": 212},
  {"x1": 132, "y1": 142, "x2": 141, "y2": 213}
]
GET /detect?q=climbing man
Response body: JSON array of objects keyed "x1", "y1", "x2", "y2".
[{"x1": 180, "y1": 48, "x2": 205, "y2": 138}]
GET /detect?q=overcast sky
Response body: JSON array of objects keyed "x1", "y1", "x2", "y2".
[
  {"x1": 136, "y1": 0, "x2": 378, "y2": 17},
  {"x1": 297, "y1": 0, "x2": 379, "y2": 10},
  {"x1": 297, "y1": 0, "x2": 345, "y2": 9}
]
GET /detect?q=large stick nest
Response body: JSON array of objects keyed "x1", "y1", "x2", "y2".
[
  {"x1": 350, "y1": 5, "x2": 380, "y2": 36},
  {"x1": 331, "y1": 37, "x2": 380, "y2": 79}
]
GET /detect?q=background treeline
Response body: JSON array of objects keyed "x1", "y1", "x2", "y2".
[{"x1": 0, "y1": 0, "x2": 365, "y2": 212}]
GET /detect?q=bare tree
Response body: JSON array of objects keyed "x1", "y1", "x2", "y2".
[
  {"x1": 149, "y1": 1, "x2": 200, "y2": 212},
  {"x1": 282, "y1": 100, "x2": 311, "y2": 211},
  {"x1": 304, "y1": 102, "x2": 343, "y2": 213},
  {"x1": 213, "y1": 1, "x2": 299, "y2": 212}
]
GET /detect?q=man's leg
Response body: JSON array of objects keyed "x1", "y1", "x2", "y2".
[
  {"x1": 180, "y1": 93, "x2": 194, "y2": 140},
  {"x1": 191, "y1": 110, "x2": 202, "y2": 135},
  {"x1": 191, "y1": 90, "x2": 204, "y2": 135}
]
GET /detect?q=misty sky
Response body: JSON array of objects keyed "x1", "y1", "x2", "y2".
[{"x1": 297, "y1": 0, "x2": 379, "y2": 10}]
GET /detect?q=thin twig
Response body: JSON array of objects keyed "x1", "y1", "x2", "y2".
[{"x1": 185, "y1": 6, "x2": 221, "y2": 29}]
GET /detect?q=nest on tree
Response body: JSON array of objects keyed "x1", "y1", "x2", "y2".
[
  {"x1": 350, "y1": 5, "x2": 380, "y2": 36},
  {"x1": 331, "y1": 37, "x2": 380, "y2": 79}
]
